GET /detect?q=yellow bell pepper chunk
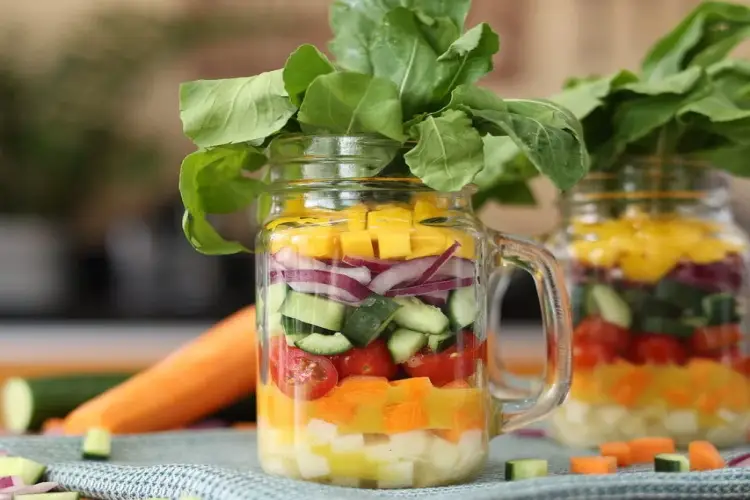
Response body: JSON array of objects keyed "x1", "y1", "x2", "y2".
[
  {"x1": 443, "y1": 229, "x2": 476, "y2": 259},
  {"x1": 375, "y1": 230, "x2": 411, "y2": 259},
  {"x1": 341, "y1": 230, "x2": 375, "y2": 258},
  {"x1": 685, "y1": 240, "x2": 729, "y2": 264},
  {"x1": 570, "y1": 240, "x2": 619, "y2": 268},
  {"x1": 414, "y1": 200, "x2": 444, "y2": 223},
  {"x1": 265, "y1": 216, "x2": 332, "y2": 231},
  {"x1": 283, "y1": 196, "x2": 305, "y2": 215},
  {"x1": 410, "y1": 225, "x2": 447, "y2": 258},
  {"x1": 344, "y1": 205, "x2": 368, "y2": 231},
  {"x1": 367, "y1": 207, "x2": 413, "y2": 231},
  {"x1": 620, "y1": 248, "x2": 681, "y2": 282},
  {"x1": 288, "y1": 226, "x2": 340, "y2": 259}
]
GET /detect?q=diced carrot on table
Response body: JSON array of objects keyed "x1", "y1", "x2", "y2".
[
  {"x1": 599, "y1": 441, "x2": 632, "y2": 467},
  {"x1": 570, "y1": 456, "x2": 618, "y2": 475},
  {"x1": 628, "y1": 437, "x2": 675, "y2": 464},
  {"x1": 688, "y1": 441, "x2": 725, "y2": 471}
]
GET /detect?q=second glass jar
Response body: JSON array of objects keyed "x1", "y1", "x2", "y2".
[{"x1": 548, "y1": 159, "x2": 750, "y2": 448}]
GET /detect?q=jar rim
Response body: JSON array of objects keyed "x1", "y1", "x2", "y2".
[{"x1": 584, "y1": 155, "x2": 713, "y2": 180}]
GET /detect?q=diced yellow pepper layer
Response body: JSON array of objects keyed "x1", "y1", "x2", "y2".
[
  {"x1": 375, "y1": 230, "x2": 412, "y2": 259},
  {"x1": 367, "y1": 207, "x2": 413, "y2": 231},
  {"x1": 414, "y1": 200, "x2": 445, "y2": 223},
  {"x1": 341, "y1": 230, "x2": 375, "y2": 258},
  {"x1": 411, "y1": 226, "x2": 447, "y2": 259}
]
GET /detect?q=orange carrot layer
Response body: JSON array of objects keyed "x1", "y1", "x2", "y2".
[
  {"x1": 599, "y1": 441, "x2": 632, "y2": 467},
  {"x1": 628, "y1": 437, "x2": 676, "y2": 464},
  {"x1": 688, "y1": 441, "x2": 725, "y2": 471},
  {"x1": 63, "y1": 307, "x2": 258, "y2": 434},
  {"x1": 570, "y1": 456, "x2": 617, "y2": 475}
]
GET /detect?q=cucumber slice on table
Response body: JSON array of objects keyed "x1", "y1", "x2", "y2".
[
  {"x1": 17, "y1": 494, "x2": 80, "y2": 500},
  {"x1": 427, "y1": 332, "x2": 456, "y2": 353},
  {"x1": 703, "y1": 293, "x2": 740, "y2": 326},
  {"x1": 587, "y1": 285, "x2": 632, "y2": 329},
  {"x1": 342, "y1": 294, "x2": 401, "y2": 347},
  {"x1": 448, "y1": 287, "x2": 476, "y2": 330},
  {"x1": 0, "y1": 456, "x2": 46, "y2": 484},
  {"x1": 82, "y1": 427, "x2": 112, "y2": 461},
  {"x1": 1, "y1": 374, "x2": 131, "y2": 434},
  {"x1": 392, "y1": 297, "x2": 449, "y2": 335},
  {"x1": 387, "y1": 329, "x2": 428, "y2": 363},
  {"x1": 295, "y1": 333, "x2": 354, "y2": 356},
  {"x1": 280, "y1": 292, "x2": 347, "y2": 332},
  {"x1": 504, "y1": 459, "x2": 549, "y2": 480},
  {"x1": 654, "y1": 453, "x2": 689, "y2": 473}
]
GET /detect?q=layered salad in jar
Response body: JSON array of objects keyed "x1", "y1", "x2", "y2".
[
  {"x1": 552, "y1": 214, "x2": 750, "y2": 448},
  {"x1": 256, "y1": 199, "x2": 490, "y2": 488}
]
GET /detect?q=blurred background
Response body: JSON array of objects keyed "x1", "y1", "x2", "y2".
[{"x1": 2, "y1": 0, "x2": 750, "y2": 367}]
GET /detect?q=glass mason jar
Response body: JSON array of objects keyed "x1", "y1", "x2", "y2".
[
  {"x1": 547, "y1": 158, "x2": 750, "y2": 448},
  {"x1": 254, "y1": 135, "x2": 572, "y2": 488}
]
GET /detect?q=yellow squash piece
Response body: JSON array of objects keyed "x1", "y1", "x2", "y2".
[{"x1": 341, "y1": 230, "x2": 375, "y2": 258}]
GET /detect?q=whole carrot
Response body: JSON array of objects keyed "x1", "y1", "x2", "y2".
[{"x1": 63, "y1": 307, "x2": 257, "y2": 434}]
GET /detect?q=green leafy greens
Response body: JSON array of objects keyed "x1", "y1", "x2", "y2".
[
  {"x1": 484, "y1": 0, "x2": 750, "y2": 203},
  {"x1": 178, "y1": 0, "x2": 589, "y2": 254}
]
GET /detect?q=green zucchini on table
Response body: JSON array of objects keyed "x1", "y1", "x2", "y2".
[
  {"x1": 1, "y1": 374, "x2": 132, "y2": 434},
  {"x1": 504, "y1": 459, "x2": 549, "y2": 480},
  {"x1": 654, "y1": 453, "x2": 690, "y2": 473}
]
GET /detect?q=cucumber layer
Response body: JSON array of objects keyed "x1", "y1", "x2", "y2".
[
  {"x1": 295, "y1": 333, "x2": 353, "y2": 356},
  {"x1": 392, "y1": 297, "x2": 449, "y2": 335},
  {"x1": 448, "y1": 287, "x2": 476, "y2": 331},
  {"x1": 427, "y1": 332, "x2": 456, "y2": 353},
  {"x1": 0, "y1": 456, "x2": 46, "y2": 484},
  {"x1": 342, "y1": 294, "x2": 401, "y2": 347},
  {"x1": 387, "y1": 329, "x2": 427, "y2": 364},
  {"x1": 2, "y1": 374, "x2": 131, "y2": 434},
  {"x1": 280, "y1": 292, "x2": 346, "y2": 332},
  {"x1": 82, "y1": 427, "x2": 112, "y2": 461},
  {"x1": 588, "y1": 285, "x2": 631, "y2": 329}
]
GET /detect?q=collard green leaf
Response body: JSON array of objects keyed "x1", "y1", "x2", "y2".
[
  {"x1": 473, "y1": 181, "x2": 536, "y2": 209},
  {"x1": 178, "y1": 145, "x2": 264, "y2": 255},
  {"x1": 710, "y1": 59, "x2": 750, "y2": 106},
  {"x1": 550, "y1": 70, "x2": 638, "y2": 119},
  {"x1": 297, "y1": 72, "x2": 405, "y2": 141},
  {"x1": 689, "y1": 144, "x2": 750, "y2": 176},
  {"x1": 283, "y1": 44, "x2": 336, "y2": 107},
  {"x1": 369, "y1": 7, "x2": 453, "y2": 117},
  {"x1": 472, "y1": 135, "x2": 538, "y2": 191},
  {"x1": 621, "y1": 67, "x2": 705, "y2": 96},
  {"x1": 435, "y1": 23, "x2": 500, "y2": 98},
  {"x1": 179, "y1": 70, "x2": 297, "y2": 149},
  {"x1": 182, "y1": 211, "x2": 250, "y2": 255},
  {"x1": 642, "y1": 1, "x2": 750, "y2": 81},
  {"x1": 404, "y1": 109, "x2": 484, "y2": 191}
]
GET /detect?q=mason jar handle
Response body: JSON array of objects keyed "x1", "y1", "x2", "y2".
[{"x1": 487, "y1": 231, "x2": 572, "y2": 434}]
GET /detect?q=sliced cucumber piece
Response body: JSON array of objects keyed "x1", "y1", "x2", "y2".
[
  {"x1": 82, "y1": 427, "x2": 112, "y2": 461},
  {"x1": 281, "y1": 315, "x2": 333, "y2": 336},
  {"x1": 18, "y1": 494, "x2": 80, "y2": 500},
  {"x1": 392, "y1": 297, "x2": 449, "y2": 335},
  {"x1": 654, "y1": 279, "x2": 709, "y2": 313},
  {"x1": 654, "y1": 453, "x2": 689, "y2": 473},
  {"x1": 285, "y1": 333, "x2": 308, "y2": 347},
  {"x1": 703, "y1": 293, "x2": 740, "y2": 326},
  {"x1": 387, "y1": 329, "x2": 427, "y2": 363},
  {"x1": 448, "y1": 287, "x2": 476, "y2": 331},
  {"x1": 427, "y1": 332, "x2": 456, "y2": 353},
  {"x1": 588, "y1": 285, "x2": 632, "y2": 329},
  {"x1": 640, "y1": 317, "x2": 695, "y2": 338},
  {"x1": 268, "y1": 313, "x2": 284, "y2": 337},
  {"x1": 342, "y1": 294, "x2": 401, "y2": 347},
  {"x1": 504, "y1": 458, "x2": 549, "y2": 480},
  {"x1": 280, "y1": 291, "x2": 347, "y2": 332},
  {"x1": 570, "y1": 285, "x2": 589, "y2": 326},
  {"x1": 266, "y1": 283, "x2": 288, "y2": 313},
  {"x1": 296, "y1": 333, "x2": 353, "y2": 356},
  {"x1": 0, "y1": 456, "x2": 46, "y2": 484}
]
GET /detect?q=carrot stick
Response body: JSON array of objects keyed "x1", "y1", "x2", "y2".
[
  {"x1": 63, "y1": 307, "x2": 257, "y2": 434},
  {"x1": 570, "y1": 456, "x2": 617, "y2": 475},
  {"x1": 688, "y1": 441, "x2": 725, "y2": 471},
  {"x1": 599, "y1": 441, "x2": 632, "y2": 467},
  {"x1": 628, "y1": 437, "x2": 675, "y2": 464}
]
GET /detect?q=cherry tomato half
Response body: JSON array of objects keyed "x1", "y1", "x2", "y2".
[
  {"x1": 574, "y1": 316, "x2": 631, "y2": 353},
  {"x1": 270, "y1": 346, "x2": 338, "y2": 400},
  {"x1": 404, "y1": 332, "x2": 484, "y2": 387},
  {"x1": 332, "y1": 340, "x2": 398, "y2": 380},
  {"x1": 690, "y1": 324, "x2": 743, "y2": 354},
  {"x1": 630, "y1": 334, "x2": 687, "y2": 365},
  {"x1": 573, "y1": 337, "x2": 617, "y2": 370}
]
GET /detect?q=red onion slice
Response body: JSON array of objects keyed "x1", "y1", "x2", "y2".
[
  {"x1": 369, "y1": 256, "x2": 443, "y2": 294},
  {"x1": 385, "y1": 277, "x2": 475, "y2": 297},
  {"x1": 274, "y1": 248, "x2": 371, "y2": 285},
  {"x1": 0, "y1": 478, "x2": 20, "y2": 489},
  {"x1": 409, "y1": 242, "x2": 461, "y2": 287},
  {"x1": 419, "y1": 290, "x2": 449, "y2": 306},
  {"x1": 0, "y1": 482, "x2": 59, "y2": 495},
  {"x1": 281, "y1": 269, "x2": 372, "y2": 302},
  {"x1": 728, "y1": 453, "x2": 750, "y2": 467},
  {"x1": 342, "y1": 256, "x2": 398, "y2": 273}
]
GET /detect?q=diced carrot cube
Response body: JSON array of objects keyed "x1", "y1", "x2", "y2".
[
  {"x1": 688, "y1": 441, "x2": 725, "y2": 471},
  {"x1": 628, "y1": 437, "x2": 675, "y2": 464},
  {"x1": 570, "y1": 456, "x2": 617, "y2": 475},
  {"x1": 599, "y1": 441, "x2": 632, "y2": 467}
]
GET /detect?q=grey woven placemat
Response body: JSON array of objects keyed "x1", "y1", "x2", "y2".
[{"x1": 1, "y1": 429, "x2": 749, "y2": 500}]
